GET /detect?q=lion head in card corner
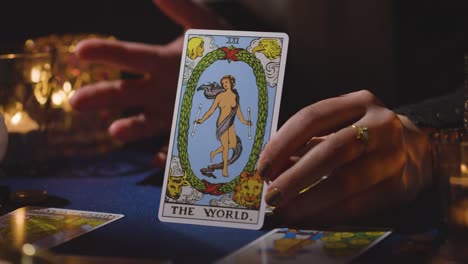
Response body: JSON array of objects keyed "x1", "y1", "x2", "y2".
[{"x1": 233, "y1": 170, "x2": 263, "y2": 209}]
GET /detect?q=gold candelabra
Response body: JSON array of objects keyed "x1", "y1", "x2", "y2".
[{"x1": 0, "y1": 34, "x2": 121, "y2": 168}]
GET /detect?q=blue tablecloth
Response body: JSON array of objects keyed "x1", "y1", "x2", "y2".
[
  {"x1": 0, "y1": 146, "x2": 450, "y2": 263},
  {"x1": 1, "y1": 148, "x2": 268, "y2": 263}
]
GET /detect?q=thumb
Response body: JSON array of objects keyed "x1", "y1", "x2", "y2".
[{"x1": 153, "y1": 0, "x2": 228, "y2": 29}]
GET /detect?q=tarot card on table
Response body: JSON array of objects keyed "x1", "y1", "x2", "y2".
[
  {"x1": 158, "y1": 29, "x2": 289, "y2": 229},
  {"x1": 0, "y1": 207, "x2": 123, "y2": 249},
  {"x1": 216, "y1": 228, "x2": 392, "y2": 264}
]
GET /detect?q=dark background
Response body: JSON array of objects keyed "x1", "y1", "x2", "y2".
[
  {"x1": 0, "y1": 0, "x2": 466, "y2": 118},
  {"x1": 0, "y1": 1, "x2": 182, "y2": 51},
  {"x1": 394, "y1": 0, "x2": 466, "y2": 105}
]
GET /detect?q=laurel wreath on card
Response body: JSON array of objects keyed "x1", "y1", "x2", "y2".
[{"x1": 177, "y1": 46, "x2": 268, "y2": 194}]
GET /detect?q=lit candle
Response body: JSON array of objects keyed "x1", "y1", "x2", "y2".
[
  {"x1": 50, "y1": 81, "x2": 74, "y2": 112},
  {"x1": 30, "y1": 66, "x2": 41, "y2": 83},
  {"x1": 3, "y1": 104, "x2": 40, "y2": 133},
  {"x1": 12, "y1": 207, "x2": 26, "y2": 248}
]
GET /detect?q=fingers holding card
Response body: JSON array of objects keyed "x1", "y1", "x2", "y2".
[{"x1": 158, "y1": 30, "x2": 289, "y2": 229}]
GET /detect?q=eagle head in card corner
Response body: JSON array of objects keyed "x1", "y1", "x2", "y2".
[{"x1": 251, "y1": 39, "x2": 281, "y2": 60}]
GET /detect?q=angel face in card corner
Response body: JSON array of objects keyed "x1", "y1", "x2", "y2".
[
  {"x1": 183, "y1": 35, "x2": 218, "y2": 85},
  {"x1": 187, "y1": 37, "x2": 205, "y2": 60},
  {"x1": 167, "y1": 34, "x2": 286, "y2": 210}
]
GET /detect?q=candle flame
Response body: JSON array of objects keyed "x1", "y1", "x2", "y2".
[
  {"x1": 52, "y1": 90, "x2": 67, "y2": 106},
  {"x1": 461, "y1": 163, "x2": 468, "y2": 175},
  {"x1": 6, "y1": 109, "x2": 40, "y2": 133},
  {"x1": 22, "y1": 244, "x2": 36, "y2": 256},
  {"x1": 11, "y1": 111, "x2": 23, "y2": 125},
  {"x1": 31, "y1": 67, "x2": 41, "y2": 83},
  {"x1": 63, "y1": 81, "x2": 72, "y2": 93}
]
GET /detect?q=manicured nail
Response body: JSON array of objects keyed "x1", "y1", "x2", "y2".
[
  {"x1": 258, "y1": 162, "x2": 272, "y2": 181},
  {"x1": 265, "y1": 187, "x2": 282, "y2": 207}
]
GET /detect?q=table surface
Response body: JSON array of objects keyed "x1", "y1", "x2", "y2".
[{"x1": 0, "y1": 145, "x2": 451, "y2": 263}]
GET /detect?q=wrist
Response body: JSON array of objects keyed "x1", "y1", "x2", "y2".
[{"x1": 398, "y1": 113, "x2": 434, "y2": 192}]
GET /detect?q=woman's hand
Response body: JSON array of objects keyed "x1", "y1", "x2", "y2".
[
  {"x1": 242, "y1": 120, "x2": 252, "y2": 126},
  {"x1": 70, "y1": 0, "x2": 226, "y2": 168},
  {"x1": 258, "y1": 90, "x2": 433, "y2": 227}
]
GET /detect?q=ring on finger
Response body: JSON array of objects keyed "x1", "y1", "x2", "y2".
[{"x1": 351, "y1": 124, "x2": 369, "y2": 147}]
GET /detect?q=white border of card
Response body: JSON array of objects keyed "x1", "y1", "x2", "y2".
[
  {"x1": 215, "y1": 228, "x2": 392, "y2": 264},
  {"x1": 158, "y1": 29, "x2": 289, "y2": 229}
]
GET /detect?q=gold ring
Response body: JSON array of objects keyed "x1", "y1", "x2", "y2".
[{"x1": 352, "y1": 125, "x2": 369, "y2": 146}]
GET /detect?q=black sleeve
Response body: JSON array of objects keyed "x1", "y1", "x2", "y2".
[{"x1": 393, "y1": 85, "x2": 464, "y2": 129}]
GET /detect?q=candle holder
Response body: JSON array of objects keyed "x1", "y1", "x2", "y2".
[
  {"x1": 0, "y1": 52, "x2": 53, "y2": 173},
  {"x1": 0, "y1": 34, "x2": 122, "y2": 175},
  {"x1": 23, "y1": 34, "x2": 121, "y2": 158},
  {"x1": 432, "y1": 128, "x2": 468, "y2": 262}
]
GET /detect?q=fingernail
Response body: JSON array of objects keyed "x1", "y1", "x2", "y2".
[
  {"x1": 258, "y1": 162, "x2": 272, "y2": 181},
  {"x1": 265, "y1": 187, "x2": 282, "y2": 207}
]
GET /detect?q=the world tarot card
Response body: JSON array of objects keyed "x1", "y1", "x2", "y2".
[{"x1": 158, "y1": 29, "x2": 288, "y2": 229}]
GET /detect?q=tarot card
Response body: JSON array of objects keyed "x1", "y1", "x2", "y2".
[
  {"x1": 54, "y1": 255, "x2": 171, "y2": 264},
  {"x1": 0, "y1": 207, "x2": 123, "y2": 249},
  {"x1": 216, "y1": 228, "x2": 392, "y2": 264},
  {"x1": 158, "y1": 29, "x2": 289, "y2": 229}
]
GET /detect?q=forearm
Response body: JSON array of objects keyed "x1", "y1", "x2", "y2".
[
  {"x1": 236, "y1": 107, "x2": 248, "y2": 123},
  {"x1": 199, "y1": 110, "x2": 214, "y2": 123}
]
